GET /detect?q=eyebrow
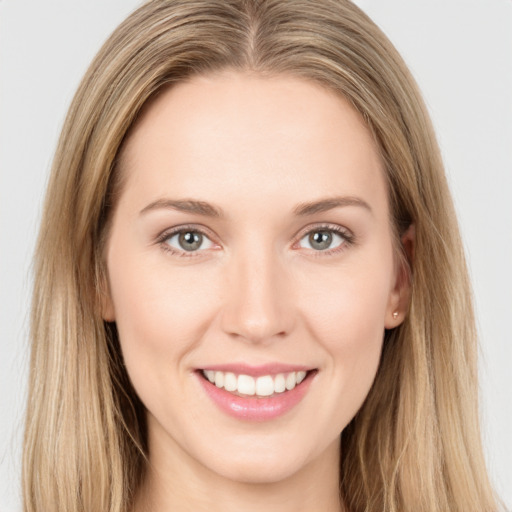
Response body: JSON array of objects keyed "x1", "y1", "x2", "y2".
[
  {"x1": 293, "y1": 196, "x2": 372, "y2": 216},
  {"x1": 140, "y1": 199, "x2": 224, "y2": 218},
  {"x1": 139, "y1": 195, "x2": 372, "y2": 218}
]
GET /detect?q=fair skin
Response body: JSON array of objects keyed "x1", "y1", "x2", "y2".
[{"x1": 103, "y1": 71, "x2": 411, "y2": 512}]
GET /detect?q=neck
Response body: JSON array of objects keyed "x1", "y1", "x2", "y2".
[{"x1": 134, "y1": 432, "x2": 344, "y2": 512}]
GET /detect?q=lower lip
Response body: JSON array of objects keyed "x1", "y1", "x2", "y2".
[{"x1": 197, "y1": 371, "x2": 315, "y2": 421}]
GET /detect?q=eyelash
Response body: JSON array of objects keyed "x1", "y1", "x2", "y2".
[
  {"x1": 156, "y1": 223, "x2": 355, "y2": 259},
  {"x1": 294, "y1": 223, "x2": 355, "y2": 257},
  {"x1": 156, "y1": 224, "x2": 217, "y2": 258}
]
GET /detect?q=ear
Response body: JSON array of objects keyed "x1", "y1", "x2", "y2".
[
  {"x1": 385, "y1": 224, "x2": 415, "y2": 329},
  {"x1": 99, "y1": 267, "x2": 116, "y2": 322}
]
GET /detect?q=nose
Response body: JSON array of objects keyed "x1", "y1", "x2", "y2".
[{"x1": 220, "y1": 246, "x2": 295, "y2": 345}]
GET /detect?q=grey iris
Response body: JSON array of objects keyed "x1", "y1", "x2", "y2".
[
  {"x1": 309, "y1": 231, "x2": 332, "y2": 250},
  {"x1": 179, "y1": 231, "x2": 202, "y2": 251}
]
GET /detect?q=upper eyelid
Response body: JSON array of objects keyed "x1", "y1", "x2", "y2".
[
  {"x1": 293, "y1": 222, "x2": 353, "y2": 241},
  {"x1": 156, "y1": 223, "x2": 217, "y2": 242}
]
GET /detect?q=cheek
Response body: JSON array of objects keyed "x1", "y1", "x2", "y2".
[
  {"x1": 299, "y1": 253, "x2": 393, "y2": 346},
  {"x1": 296, "y1": 253, "x2": 393, "y2": 419},
  {"x1": 106, "y1": 245, "x2": 220, "y2": 397}
]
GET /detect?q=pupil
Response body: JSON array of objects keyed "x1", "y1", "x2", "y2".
[
  {"x1": 310, "y1": 231, "x2": 332, "y2": 250},
  {"x1": 179, "y1": 231, "x2": 202, "y2": 251}
]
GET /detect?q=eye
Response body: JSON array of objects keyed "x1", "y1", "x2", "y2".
[
  {"x1": 163, "y1": 229, "x2": 216, "y2": 253},
  {"x1": 297, "y1": 228, "x2": 348, "y2": 251}
]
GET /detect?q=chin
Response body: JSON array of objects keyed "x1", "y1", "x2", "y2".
[
  {"x1": 194, "y1": 430, "x2": 324, "y2": 486},
  {"x1": 211, "y1": 454, "x2": 308, "y2": 485}
]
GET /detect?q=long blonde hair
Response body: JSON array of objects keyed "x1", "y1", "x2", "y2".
[{"x1": 23, "y1": 1, "x2": 500, "y2": 511}]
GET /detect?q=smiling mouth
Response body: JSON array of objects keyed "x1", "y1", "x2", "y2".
[{"x1": 199, "y1": 369, "x2": 315, "y2": 398}]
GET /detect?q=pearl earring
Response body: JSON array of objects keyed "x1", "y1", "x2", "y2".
[{"x1": 392, "y1": 311, "x2": 399, "y2": 319}]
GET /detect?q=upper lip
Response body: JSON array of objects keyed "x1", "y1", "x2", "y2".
[{"x1": 198, "y1": 363, "x2": 315, "y2": 377}]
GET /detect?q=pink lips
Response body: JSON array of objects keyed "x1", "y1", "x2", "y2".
[{"x1": 196, "y1": 364, "x2": 316, "y2": 421}]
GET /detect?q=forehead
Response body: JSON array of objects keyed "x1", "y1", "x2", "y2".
[{"x1": 117, "y1": 71, "x2": 387, "y2": 217}]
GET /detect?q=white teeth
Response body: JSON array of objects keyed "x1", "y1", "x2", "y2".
[
  {"x1": 256, "y1": 375, "x2": 274, "y2": 396},
  {"x1": 214, "y1": 371, "x2": 224, "y2": 388},
  {"x1": 224, "y1": 372, "x2": 237, "y2": 392},
  {"x1": 203, "y1": 369, "x2": 309, "y2": 397},
  {"x1": 285, "y1": 372, "x2": 296, "y2": 390},
  {"x1": 237, "y1": 374, "x2": 255, "y2": 395},
  {"x1": 274, "y1": 373, "x2": 286, "y2": 393}
]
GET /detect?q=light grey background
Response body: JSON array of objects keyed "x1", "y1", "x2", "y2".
[{"x1": 1, "y1": 1, "x2": 510, "y2": 510}]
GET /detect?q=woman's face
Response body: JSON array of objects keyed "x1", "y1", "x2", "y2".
[{"x1": 104, "y1": 72, "x2": 408, "y2": 485}]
